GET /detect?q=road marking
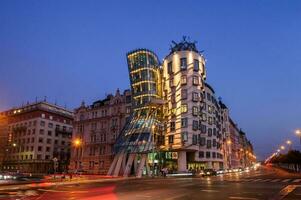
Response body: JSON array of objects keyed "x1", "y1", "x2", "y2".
[
  {"x1": 201, "y1": 190, "x2": 219, "y2": 192},
  {"x1": 261, "y1": 179, "x2": 271, "y2": 182},
  {"x1": 229, "y1": 196, "x2": 259, "y2": 200},
  {"x1": 253, "y1": 179, "x2": 262, "y2": 182},
  {"x1": 270, "y1": 184, "x2": 298, "y2": 200},
  {"x1": 293, "y1": 179, "x2": 301, "y2": 183},
  {"x1": 271, "y1": 179, "x2": 281, "y2": 182},
  {"x1": 282, "y1": 179, "x2": 291, "y2": 183}
]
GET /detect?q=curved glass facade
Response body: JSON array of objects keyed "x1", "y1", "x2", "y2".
[{"x1": 114, "y1": 49, "x2": 163, "y2": 154}]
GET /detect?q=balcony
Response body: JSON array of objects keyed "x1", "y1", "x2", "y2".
[{"x1": 55, "y1": 127, "x2": 72, "y2": 136}]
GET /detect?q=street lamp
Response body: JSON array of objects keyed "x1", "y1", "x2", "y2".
[
  {"x1": 286, "y1": 140, "x2": 292, "y2": 150},
  {"x1": 280, "y1": 145, "x2": 285, "y2": 150},
  {"x1": 295, "y1": 129, "x2": 301, "y2": 145},
  {"x1": 73, "y1": 138, "x2": 82, "y2": 173}
]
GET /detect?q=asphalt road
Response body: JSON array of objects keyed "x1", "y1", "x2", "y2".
[{"x1": 1, "y1": 166, "x2": 301, "y2": 200}]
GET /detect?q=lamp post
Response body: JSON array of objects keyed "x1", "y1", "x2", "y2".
[{"x1": 74, "y1": 139, "x2": 81, "y2": 173}]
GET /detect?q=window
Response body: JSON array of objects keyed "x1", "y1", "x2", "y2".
[
  {"x1": 200, "y1": 124, "x2": 207, "y2": 134},
  {"x1": 170, "y1": 122, "x2": 175, "y2": 132},
  {"x1": 46, "y1": 147, "x2": 51, "y2": 152},
  {"x1": 212, "y1": 152, "x2": 216, "y2": 158},
  {"x1": 213, "y1": 139, "x2": 217, "y2": 147},
  {"x1": 207, "y1": 93, "x2": 211, "y2": 101},
  {"x1": 48, "y1": 123, "x2": 53, "y2": 128},
  {"x1": 206, "y1": 152, "x2": 211, "y2": 158},
  {"x1": 48, "y1": 131, "x2": 52, "y2": 136},
  {"x1": 207, "y1": 140, "x2": 212, "y2": 149},
  {"x1": 47, "y1": 139, "x2": 52, "y2": 144},
  {"x1": 37, "y1": 154, "x2": 42, "y2": 159},
  {"x1": 181, "y1": 118, "x2": 188, "y2": 128},
  {"x1": 193, "y1": 76, "x2": 199, "y2": 85},
  {"x1": 192, "y1": 120, "x2": 198, "y2": 130},
  {"x1": 168, "y1": 135, "x2": 174, "y2": 144},
  {"x1": 181, "y1": 132, "x2": 188, "y2": 142},
  {"x1": 192, "y1": 134, "x2": 197, "y2": 145},
  {"x1": 213, "y1": 128, "x2": 217, "y2": 136},
  {"x1": 40, "y1": 121, "x2": 45, "y2": 127},
  {"x1": 38, "y1": 138, "x2": 43, "y2": 143},
  {"x1": 167, "y1": 61, "x2": 173, "y2": 74},
  {"x1": 192, "y1": 92, "x2": 199, "y2": 102},
  {"x1": 193, "y1": 59, "x2": 199, "y2": 71},
  {"x1": 181, "y1": 76, "x2": 187, "y2": 85},
  {"x1": 200, "y1": 137, "x2": 206, "y2": 146},
  {"x1": 208, "y1": 128, "x2": 212, "y2": 137},
  {"x1": 208, "y1": 117, "x2": 213, "y2": 125},
  {"x1": 202, "y1": 113, "x2": 207, "y2": 121},
  {"x1": 199, "y1": 151, "x2": 204, "y2": 158},
  {"x1": 208, "y1": 105, "x2": 213, "y2": 114},
  {"x1": 39, "y1": 129, "x2": 44, "y2": 135},
  {"x1": 181, "y1": 89, "x2": 187, "y2": 100},
  {"x1": 180, "y1": 57, "x2": 187, "y2": 70},
  {"x1": 41, "y1": 114, "x2": 45, "y2": 118},
  {"x1": 181, "y1": 104, "x2": 188, "y2": 113},
  {"x1": 192, "y1": 106, "x2": 198, "y2": 116},
  {"x1": 38, "y1": 146, "x2": 42, "y2": 151}
]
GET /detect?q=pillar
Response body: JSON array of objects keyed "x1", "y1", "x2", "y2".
[{"x1": 177, "y1": 151, "x2": 187, "y2": 172}]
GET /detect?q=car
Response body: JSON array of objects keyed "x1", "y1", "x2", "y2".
[{"x1": 201, "y1": 169, "x2": 217, "y2": 176}]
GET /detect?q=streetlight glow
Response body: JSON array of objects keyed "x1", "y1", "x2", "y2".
[
  {"x1": 74, "y1": 139, "x2": 81, "y2": 147},
  {"x1": 280, "y1": 145, "x2": 285, "y2": 150},
  {"x1": 296, "y1": 129, "x2": 301, "y2": 135},
  {"x1": 286, "y1": 140, "x2": 292, "y2": 145}
]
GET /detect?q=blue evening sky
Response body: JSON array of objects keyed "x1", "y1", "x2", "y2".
[{"x1": 0, "y1": 0, "x2": 300, "y2": 160}]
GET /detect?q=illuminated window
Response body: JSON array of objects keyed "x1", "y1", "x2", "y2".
[
  {"x1": 192, "y1": 92, "x2": 199, "y2": 102},
  {"x1": 168, "y1": 61, "x2": 173, "y2": 74},
  {"x1": 192, "y1": 76, "x2": 199, "y2": 85},
  {"x1": 208, "y1": 105, "x2": 212, "y2": 114},
  {"x1": 193, "y1": 59, "x2": 199, "y2": 71},
  {"x1": 181, "y1": 104, "x2": 188, "y2": 113},
  {"x1": 180, "y1": 58, "x2": 187, "y2": 70},
  {"x1": 181, "y1": 75, "x2": 187, "y2": 85},
  {"x1": 202, "y1": 113, "x2": 207, "y2": 121},
  {"x1": 192, "y1": 106, "x2": 198, "y2": 116},
  {"x1": 181, "y1": 89, "x2": 187, "y2": 100}
]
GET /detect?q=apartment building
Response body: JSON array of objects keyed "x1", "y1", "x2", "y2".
[
  {"x1": 70, "y1": 89, "x2": 131, "y2": 174},
  {"x1": 1, "y1": 101, "x2": 73, "y2": 173}
]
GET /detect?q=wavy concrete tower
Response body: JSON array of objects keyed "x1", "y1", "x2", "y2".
[{"x1": 108, "y1": 49, "x2": 164, "y2": 177}]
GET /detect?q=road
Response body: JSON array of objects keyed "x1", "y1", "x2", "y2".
[{"x1": 0, "y1": 166, "x2": 301, "y2": 200}]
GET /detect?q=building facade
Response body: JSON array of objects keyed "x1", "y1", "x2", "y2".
[
  {"x1": 107, "y1": 37, "x2": 256, "y2": 177},
  {"x1": 70, "y1": 89, "x2": 131, "y2": 174},
  {"x1": 1, "y1": 101, "x2": 73, "y2": 174},
  {"x1": 0, "y1": 113, "x2": 8, "y2": 169}
]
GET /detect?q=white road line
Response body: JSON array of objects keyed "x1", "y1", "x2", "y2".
[
  {"x1": 229, "y1": 196, "x2": 259, "y2": 200},
  {"x1": 253, "y1": 179, "x2": 262, "y2": 182},
  {"x1": 293, "y1": 179, "x2": 301, "y2": 183},
  {"x1": 271, "y1": 179, "x2": 281, "y2": 182},
  {"x1": 282, "y1": 179, "x2": 291, "y2": 183}
]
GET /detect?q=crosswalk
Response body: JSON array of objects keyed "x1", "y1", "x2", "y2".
[{"x1": 225, "y1": 178, "x2": 301, "y2": 184}]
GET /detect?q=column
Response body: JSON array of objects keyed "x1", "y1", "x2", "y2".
[{"x1": 177, "y1": 151, "x2": 187, "y2": 172}]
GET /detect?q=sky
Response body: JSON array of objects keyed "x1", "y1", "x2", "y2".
[{"x1": 0, "y1": 0, "x2": 300, "y2": 160}]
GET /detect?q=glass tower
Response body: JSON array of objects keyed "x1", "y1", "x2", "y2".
[{"x1": 114, "y1": 49, "x2": 163, "y2": 154}]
